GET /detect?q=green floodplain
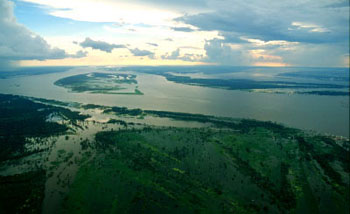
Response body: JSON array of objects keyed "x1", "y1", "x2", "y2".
[
  {"x1": 54, "y1": 72, "x2": 143, "y2": 95},
  {"x1": 0, "y1": 93, "x2": 349, "y2": 214}
]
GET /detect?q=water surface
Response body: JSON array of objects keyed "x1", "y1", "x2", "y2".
[{"x1": 0, "y1": 67, "x2": 348, "y2": 137}]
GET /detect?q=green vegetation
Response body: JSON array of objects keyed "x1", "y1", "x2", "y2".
[
  {"x1": 297, "y1": 90, "x2": 349, "y2": 96},
  {"x1": 116, "y1": 66, "x2": 347, "y2": 92},
  {"x1": 107, "y1": 119, "x2": 129, "y2": 127},
  {"x1": 104, "y1": 106, "x2": 143, "y2": 116},
  {"x1": 114, "y1": 66, "x2": 348, "y2": 96},
  {"x1": 102, "y1": 104, "x2": 298, "y2": 138},
  {"x1": 81, "y1": 103, "x2": 107, "y2": 110},
  {"x1": 0, "y1": 170, "x2": 46, "y2": 214},
  {"x1": 0, "y1": 94, "x2": 87, "y2": 162},
  {"x1": 54, "y1": 72, "x2": 143, "y2": 95},
  {"x1": 31, "y1": 97, "x2": 82, "y2": 108},
  {"x1": 250, "y1": 90, "x2": 350, "y2": 96},
  {"x1": 277, "y1": 70, "x2": 349, "y2": 82},
  {"x1": 161, "y1": 73, "x2": 346, "y2": 91},
  {"x1": 0, "y1": 94, "x2": 90, "y2": 213},
  {"x1": 0, "y1": 93, "x2": 348, "y2": 213},
  {"x1": 64, "y1": 124, "x2": 349, "y2": 214}
]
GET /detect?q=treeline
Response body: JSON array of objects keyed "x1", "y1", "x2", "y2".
[
  {"x1": 144, "y1": 110, "x2": 215, "y2": 123},
  {"x1": 163, "y1": 73, "x2": 346, "y2": 90},
  {"x1": 222, "y1": 144, "x2": 296, "y2": 211},
  {"x1": 146, "y1": 110, "x2": 297, "y2": 137},
  {"x1": 104, "y1": 106, "x2": 143, "y2": 116},
  {"x1": 298, "y1": 91, "x2": 349, "y2": 96},
  {"x1": 0, "y1": 94, "x2": 88, "y2": 162},
  {"x1": 296, "y1": 136, "x2": 348, "y2": 189},
  {"x1": 0, "y1": 66, "x2": 73, "y2": 79},
  {"x1": 0, "y1": 170, "x2": 46, "y2": 214},
  {"x1": 102, "y1": 104, "x2": 298, "y2": 137}
]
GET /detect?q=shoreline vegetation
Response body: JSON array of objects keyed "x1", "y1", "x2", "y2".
[
  {"x1": 54, "y1": 72, "x2": 144, "y2": 95},
  {"x1": 116, "y1": 66, "x2": 349, "y2": 96},
  {"x1": 248, "y1": 89, "x2": 350, "y2": 96},
  {"x1": 31, "y1": 96, "x2": 349, "y2": 139},
  {"x1": 0, "y1": 94, "x2": 89, "y2": 214},
  {"x1": 0, "y1": 94, "x2": 349, "y2": 213},
  {"x1": 159, "y1": 73, "x2": 349, "y2": 96}
]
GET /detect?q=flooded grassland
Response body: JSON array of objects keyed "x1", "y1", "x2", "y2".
[{"x1": 0, "y1": 94, "x2": 349, "y2": 214}]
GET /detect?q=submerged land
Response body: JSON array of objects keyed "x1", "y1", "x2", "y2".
[
  {"x1": 0, "y1": 94, "x2": 88, "y2": 213},
  {"x1": 0, "y1": 93, "x2": 349, "y2": 214}
]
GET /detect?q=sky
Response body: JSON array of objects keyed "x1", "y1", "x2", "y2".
[{"x1": 0, "y1": 0, "x2": 349, "y2": 68}]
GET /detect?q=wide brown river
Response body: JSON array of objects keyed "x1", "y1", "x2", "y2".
[{"x1": 0, "y1": 67, "x2": 348, "y2": 137}]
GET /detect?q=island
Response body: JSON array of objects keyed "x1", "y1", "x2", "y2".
[{"x1": 54, "y1": 72, "x2": 143, "y2": 95}]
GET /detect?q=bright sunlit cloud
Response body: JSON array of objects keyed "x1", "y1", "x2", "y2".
[
  {"x1": 291, "y1": 22, "x2": 330, "y2": 33},
  {"x1": 19, "y1": 0, "x2": 184, "y2": 25},
  {"x1": 0, "y1": 0, "x2": 348, "y2": 67}
]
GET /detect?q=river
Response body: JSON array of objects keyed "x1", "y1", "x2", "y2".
[{"x1": 0, "y1": 66, "x2": 348, "y2": 137}]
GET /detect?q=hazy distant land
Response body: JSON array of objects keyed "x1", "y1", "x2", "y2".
[{"x1": 118, "y1": 66, "x2": 349, "y2": 96}]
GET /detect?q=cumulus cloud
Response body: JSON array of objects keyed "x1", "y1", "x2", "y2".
[
  {"x1": 78, "y1": 37, "x2": 153, "y2": 57},
  {"x1": 272, "y1": 43, "x2": 348, "y2": 67},
  {"x1": 174, "y1": 0, "x2": 349, "y2": 66},
  {"x1": 147, "y1": 43, "x2": 158, "y2": 47},
  {"x1": 20, "y1": 0, "x2": 208, "y2": 23},
  {"x1": 72, "y1": 50, "x2": 88, "y2": 58},
  {"x1": 0, "y1": 0, "x2": 85, "y2": 68},
  {"x1": 203, "y1": 39, "x2": 250, "y2": 65},
  {"x1": 161, "y1": 48, "x2": 203, "y2": 62},
  {"x1": 200, "y1": 36, "x2": 350, "y2": 67},
  {"x1": 79, "y1": 37, "x2": 126, "y2": 53},
  {"x1": 127, "y1": 0, "x2": 207, "y2": 9},
  {"x1": 179, "y1": 46, "x2": 201, "y2": 50},
  {"x1": 290, "y1": 22, "x2": 329, "y2": 33},
  {"x1": 9, "y1": 0, "x2": 349, "y2": 67},
  {"x1": 177, "y1": 1, "x2": 349, "y2": 44},
  {"x1": 128, "y1": 48, "x2": 154, "y2": 57},
  {"x1": 162, "y1": 48, "x2": 180, "y2": 60},
  {"x1": 171, "y1": 27, "x2": 196, "y2": 32}
]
